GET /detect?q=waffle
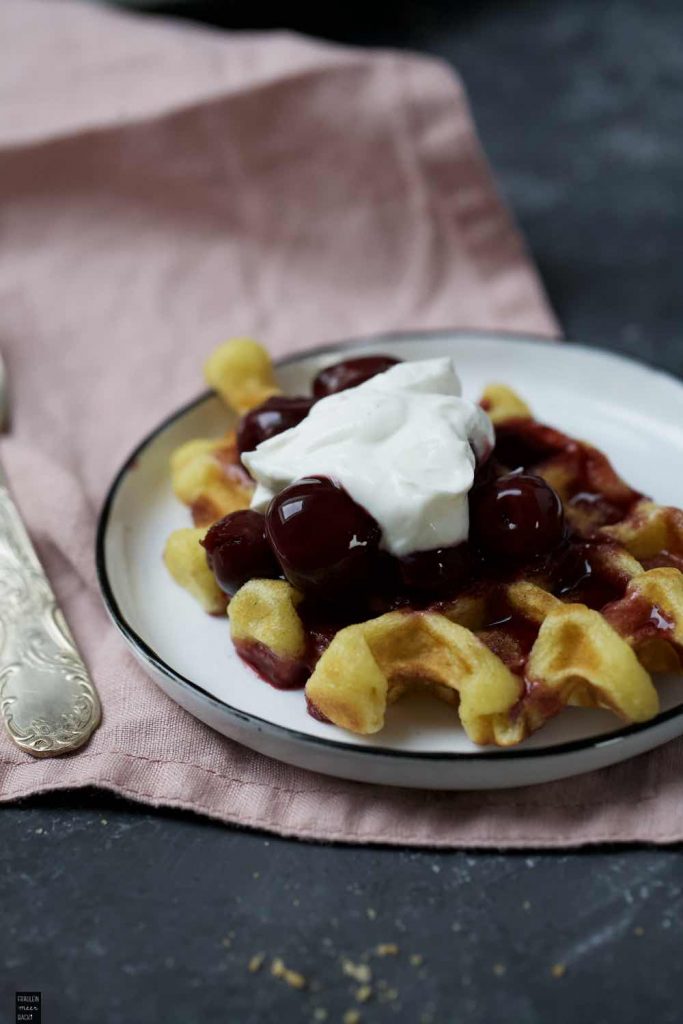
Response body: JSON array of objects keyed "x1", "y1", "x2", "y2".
[
  {"x1": 164, "y1": 339, "x2": 271, "y2": 595},
  {"x1": 165, "y1": 341, "x2": 683, "y2": 746},
  {"x1": 163, "y1": 527, "x2": 227, "y2": 615},
  {"x1": 169, "y1": 430, "x2": 254, "y2": 528}
]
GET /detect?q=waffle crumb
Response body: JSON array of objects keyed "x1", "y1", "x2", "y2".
[
  {"x1": 378, "y1": 987, "x2": 399, "y2": 1004},
  {"x1": 551, "y1": 963, "x2": 566, "y2": 979},
  {"x1": 355, "y1": 985, "x2": 372, "y2": 1003},
  {"x1": 409, "y1": 954, "x2": 424, "y2": 967},
  {"x1": 376, "y1": 943, "x2": 399, "y2": 957},
  {"x1": 271, "y1": 957, "x2": 307, "y2": 989},
  {"x1": 342, "y1": 960, "x2": 372, "y2": 984},
  {"x1": 634, "y1": 926, "x2": 645, "y2": 936},
  {"x1": 343, "y1": 1012, "x2": 361, "y2": 1024},
  {"x1": 493, "y1": 963, "x2": 506, "y2": 977},
  {"x1": 248, "y1": 953, "x2": 264, "y2": 974}
]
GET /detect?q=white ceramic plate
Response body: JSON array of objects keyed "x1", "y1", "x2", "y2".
[{"x1": 96, "y1": 331, "x2": 683, "y2": 789}]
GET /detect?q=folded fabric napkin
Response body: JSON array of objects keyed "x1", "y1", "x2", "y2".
[{"x1": 4, "y1": 0, "x2": 678, "y2": 848}]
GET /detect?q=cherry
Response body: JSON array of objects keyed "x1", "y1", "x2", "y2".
[
  {"x1": 469, "y1": 472, "x2": 565, "y2": 562},
  {"x1": 312, "y1": 355, "x2": 401, "y2": 398},
  {"x1": 398, "y1": 543, "x2": 473, "y2": 596},
  {"x1": 202, "y1": 510, "x2": 280, "y2": 596},
  {"x1": 472, "y1": 452, "x2": 500, "y2": 489},
  {"x1": 237, "y1": 395, "x2": 315, "y2": 457},
  {"x1": 265, "y1": 477, "x2": 381, "y2": 597}
]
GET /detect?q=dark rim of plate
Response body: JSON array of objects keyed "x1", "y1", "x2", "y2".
[{"x1": 95, "y1": 328, "x2": 683, "y2": 762}]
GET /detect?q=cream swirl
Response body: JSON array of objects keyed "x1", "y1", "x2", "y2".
[{"x1": 242, "y1": 357, "x2": 494, "y2": 557}]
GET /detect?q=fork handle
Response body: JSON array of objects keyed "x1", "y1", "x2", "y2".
[{"x1": 0, "y1": 475, "x2": 101, "y2": 757}]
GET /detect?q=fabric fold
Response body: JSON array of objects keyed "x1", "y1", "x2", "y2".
[{"x1": 19, "y1": 0, "x2": 683, "y2": 851}]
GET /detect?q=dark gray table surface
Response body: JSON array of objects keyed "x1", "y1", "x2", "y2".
[{"x1": 3, "y1": 2, "x2": 683, "y2": 1022}]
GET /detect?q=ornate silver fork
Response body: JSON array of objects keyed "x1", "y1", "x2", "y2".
[{"x1": 0, "y1": 353, "x2": 101, "y2": 756}]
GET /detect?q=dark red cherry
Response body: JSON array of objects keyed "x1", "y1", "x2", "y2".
[
  {"x1": 237, "y1": 395, "x2": 315, "y2": 457},
  {"x1": 265, "y1": 477, "x2": 381, "y2": 597},
  {"x1": 312, "y1": 355, "x2": 401, "y2": 398},
  {"x1": 398, "y1": 543, "x2": 473, "y2": 596},
  {"x1": 469, "y1": 472, "x2": 565, "y2": 562},
  {"x1": 472, "y1": 453, "x2": 500, "y2": 489},
  {"x1": 202, "y1": 510, "x2": 280, "y2": 596}
]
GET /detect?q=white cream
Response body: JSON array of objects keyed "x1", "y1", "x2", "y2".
[{"x1": 242, "y1": 357, "x2": 494, "y2": 557}]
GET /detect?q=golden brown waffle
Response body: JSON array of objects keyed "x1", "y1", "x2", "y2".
[
  {"x1": 166, "y1": 341, "x2": 683, "y2": 746},
  {"x1": 163, "y1": 339, "x2": 273, "y2": 597},
  {"x1": 230, "y1": 566, "x2": 681, "y2": 746},
  {"x1": 163, "y1": 527, "x2": 227, "y2": 615},
  {"x1": 170, "y1": 430, "x2": 254, "y2": 528}
]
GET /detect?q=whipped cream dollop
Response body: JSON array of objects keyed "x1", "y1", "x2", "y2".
[{"x1": 241, "y1": 358, "x2": 494, "y2": 557}]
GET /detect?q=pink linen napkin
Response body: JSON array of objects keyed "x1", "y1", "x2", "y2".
[{"x1": 2, "y1": 0, "x2": 678, "y2": 848}]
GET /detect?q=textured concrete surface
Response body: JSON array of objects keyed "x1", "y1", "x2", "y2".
[
  {"x1": 3, "y1": 2, "x2": 683, "y2": 1022},
  {"x1": 3, "y1": 791, "x2": 683, "y2": 1024}
]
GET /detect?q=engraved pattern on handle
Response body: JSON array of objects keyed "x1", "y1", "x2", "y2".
[{"x1": 0, "y1": 484, "x2": 101, "y2": 757}]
